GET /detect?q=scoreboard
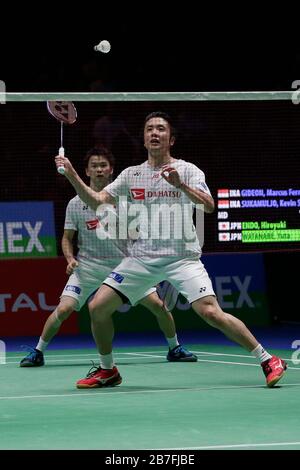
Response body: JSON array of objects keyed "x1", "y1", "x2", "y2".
[{"x1": 216, "y1": 187, "x2": 300, "y2": 248}]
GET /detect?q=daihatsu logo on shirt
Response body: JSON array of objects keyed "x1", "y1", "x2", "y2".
[
  {"x1": 130, "y1": 189, "x2": 145, "y2": 200},
  {"x1": 147, "y1": 190, "x2": 181, "y2": 198},
  {"x1": 86, "y1": 219, "x2": 99, "y2": 230},
  {"x1": 130, "y1": 188, "x2": 181, "y2": 200}
]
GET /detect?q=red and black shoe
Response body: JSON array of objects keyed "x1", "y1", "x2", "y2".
[
  {"x1": 261, "y1": 355, "x2": 287, "y2": 387},
  {"x1": 76, "y1": 364, "x2": 122, "y2": 389}
]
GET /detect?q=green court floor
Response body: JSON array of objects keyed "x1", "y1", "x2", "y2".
[{"x1": 1, "y1": 344, "x2": 300, "y2": 450}]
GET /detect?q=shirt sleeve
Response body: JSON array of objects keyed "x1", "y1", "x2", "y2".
[
  {"x1": 186, "y1": 164, "x2": 212, "y2": 196},
  {"x1": 64, "y1": 199, "x2": 78, "y2": 230},
  {"x1": 105, "y1": 168, "x2": 129, "y2": 198}
]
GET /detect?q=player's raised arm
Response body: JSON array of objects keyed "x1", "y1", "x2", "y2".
[
  {"x1": 55, "y1": 155, "x2": 116, "y2": 209},
  {"x1": 161, "y1": 165, "x2": 215, "y2": 213},
  {"x1": 181, "y1": 183, "x2": 215, "y2": 213}
]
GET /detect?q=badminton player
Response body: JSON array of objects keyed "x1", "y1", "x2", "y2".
[
  {"x1": 55, "y1": 113, "x2": 287, "y2": 389},
  {"x1": 20, "y1": 146, "x2": 196, "y2": 367}
]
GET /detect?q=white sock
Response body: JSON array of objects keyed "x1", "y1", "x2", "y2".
[
  {"x1": 36, "y1": 338, "x2": 49, "y2": 353},
  {"x1": 166, "y1": 335, "x2": 180, "y2": 350},
  {"x1": 100, "y1": 353, "x2": 114, "y2": 370},
  {"x1": 251, "y1": 344, "x2": 272, "y2": 363}
]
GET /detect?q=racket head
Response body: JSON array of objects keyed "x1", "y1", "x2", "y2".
[{"x1": 47, "y1": 101, "x2": 77, "y2": 124}]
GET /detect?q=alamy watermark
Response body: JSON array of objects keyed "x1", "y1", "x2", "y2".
[
  {"x1": 291, "y1": 339, "x2": 300, "y2": 365},
  {"x1": 95, "y1": 197, "x2": 205, "y2": 248},
  {"x1": 0, "y1": 340, "x2": 6, "y2": 364},
  {"x1": 0, "y1": 80, "x2": 6, "y2": 104},
  {"x1": 291, "y1": 80, "x2": 300, "y2": 105}
]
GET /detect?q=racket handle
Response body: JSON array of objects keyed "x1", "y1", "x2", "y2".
[{"x1": 57, "y1": 147, "x2": 65, "y2": 175}]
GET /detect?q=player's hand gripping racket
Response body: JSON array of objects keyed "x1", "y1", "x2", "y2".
[{"x1": 47, "y1": 101, "x2": 77, "y2": 174}]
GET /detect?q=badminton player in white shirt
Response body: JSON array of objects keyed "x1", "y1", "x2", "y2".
[
  {"x1": 21, "y1": 146, "x2": 196, "y2": 367},
  {"x1": 55, "y1": 112, "x2": 287, "y2": 389}
]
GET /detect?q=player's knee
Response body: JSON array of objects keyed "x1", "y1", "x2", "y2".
[
  {"x1": 89, "y1": 299, "x2": 113, "y2": 320},
  {"x1": 194, "y1": 300, "x2": 224, "y2": 326},
  {"x1": 56, "y1": 304, "x2": 73, "y2": 322},
  {"x1": 148, "y1": 299, "x2": 165, "y2": 317},
  {"x1": 203, "y1": 307, "x2": 220, "y2": 325}
]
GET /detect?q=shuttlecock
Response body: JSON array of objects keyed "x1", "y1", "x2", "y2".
[{"x1": 94, "y1": 40, "x2": 111, "y2": 53}]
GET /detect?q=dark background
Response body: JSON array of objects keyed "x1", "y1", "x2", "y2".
[{"x1": 1, "y1": 16, "x2": 299, "y2": 93}]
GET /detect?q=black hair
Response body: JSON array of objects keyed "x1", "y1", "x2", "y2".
[
  {"x1": 144, "y1": 111, "x2": 176, "y2": 139},
  {"x1": 83, "y1": 146, "x2": 115, "y2": 169}
]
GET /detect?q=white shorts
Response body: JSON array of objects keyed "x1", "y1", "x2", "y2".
[
  {"x1": 103, "y1": 256, "x2": 215, "y2": 306},
  {"x1": 61, "y1": 260, "x2": 155, "y2": 310}
]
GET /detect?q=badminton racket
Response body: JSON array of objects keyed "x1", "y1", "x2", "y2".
[
  {"x1": 47, "y1": 101, "x2": 77, "y2": 174},
  {"x1": 157, "y1": 281, "x2": 179, "y2": 311}
]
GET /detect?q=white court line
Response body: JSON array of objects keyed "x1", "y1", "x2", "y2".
[
  {"x1": 193, "y1": 350, "x2": 299, "y2": 363},
  {"x1": 182, "y1": 358, "x2": 299, "y2": 371},
  {"x1": 196, "y1": 358, "x2": 300, "y2": 370},
  {"x1": 8, "y1": 351, "x2": 166, "y2": 360},
  {"x1": 6, "y1": 353, "x2": 163, "y2": 365},
  {"x1": 1, "y1": 350, "x2": 260, "y2": 359},
  {"x1": 1, "y1": 382, "x2": 300, "y2": 401},
  {"x1": 7, "y1": 357, "x2": 162, "y2": 365},
  {"x1": 123, "y1": 352, "x2": 164, "y2": 358},
  {"x1": 16, "y1": 357, "x2": 293, "y2": 371},
  {"x1": 159, "y1": 441, "x2": 300, "y2": 450},
  {"x1": 6, "y1": 352, "x2": 300, "y2": 369},
  {"x1": 8, "y1": 349, "x2": 297, "y2": 362}
]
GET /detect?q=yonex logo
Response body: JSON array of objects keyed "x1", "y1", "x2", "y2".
[
  {"x1": 133, "y1": 172, "x2": 141, "y2": 176},
  {"x1": 215, "y1": 276, "x2": 254, "y2": 308},
  {"x1": 0, "y1": 221, "x2": 45, "y2": 254},
  {"x1": 199, "y1": 287, "x2": 206, "y2": 293},
  {"x1": 130, "y1": 189, "x2": 145, "y2": 200}
]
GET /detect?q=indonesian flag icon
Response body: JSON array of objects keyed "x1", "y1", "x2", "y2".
[
  {"x1": 218, "y1": 189, "x2": 229, "y2": 198},
  {"x1": 218, "y1": 199, "x2": 229, "y2": 209},
  {"x1": 218, "y1": 232, "x2": 230, "y2": 241},
  {"x1": 218, "y1": 222, "x2": 230, "y2": 231},
  {"x1": 130, "y1": 188, "x2": 145, "y2": 200}
]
